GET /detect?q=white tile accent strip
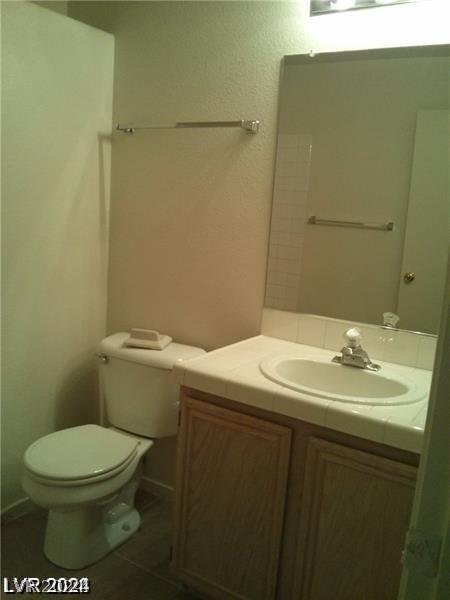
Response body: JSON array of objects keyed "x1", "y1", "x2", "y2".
[{"x1": 266, "y1": 134, "x2": 312, "y2": 312}]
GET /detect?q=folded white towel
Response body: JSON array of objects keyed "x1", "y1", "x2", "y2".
[{"x1": 125, "y1": 328, "x2": 172, "y2": 351}]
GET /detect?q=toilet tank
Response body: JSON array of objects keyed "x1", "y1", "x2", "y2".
[{"x1": 97, "y1": 333, "x2": 205, "y2": 438}]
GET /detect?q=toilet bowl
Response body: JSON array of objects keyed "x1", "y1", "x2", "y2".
[
  {"x1": 22, "y1": 333, "x2": 205, "y2": 569},
  {"x1": 23, "y1": 425, "x2": 153, "y2": 569}
]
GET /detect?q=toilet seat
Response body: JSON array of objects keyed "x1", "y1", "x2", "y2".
[{"x1": 24, "y1": 425, "x2": 139, "y2": 486}]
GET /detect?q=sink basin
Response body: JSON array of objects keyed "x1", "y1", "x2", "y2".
[{"x1": 260, "y1": 355, "x2": 427, "y2": 405}]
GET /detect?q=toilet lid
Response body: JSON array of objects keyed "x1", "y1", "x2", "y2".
[{"x1": 24, "y1": 425, "x2": 139, "y2": 482}]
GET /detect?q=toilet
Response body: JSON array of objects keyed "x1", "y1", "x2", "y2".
[{"x1": 22, "y1": 332, "x2": 205, "y2": 569}]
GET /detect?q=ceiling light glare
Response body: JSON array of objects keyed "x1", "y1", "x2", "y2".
[
  {"x1": 331, "y1": 0, "x2": 357, "y2": 9},
  {"x1": 311, "y1": 0, "x2": 425, "y2": 15}
]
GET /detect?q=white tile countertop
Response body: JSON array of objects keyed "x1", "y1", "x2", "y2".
[{"x1": 173, "y1": 335, "x2": 432, "y2": 454}]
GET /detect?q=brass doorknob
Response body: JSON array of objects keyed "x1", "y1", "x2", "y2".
[{"x1": 403, "y1": 272, "x2": 416, "y2": 283}]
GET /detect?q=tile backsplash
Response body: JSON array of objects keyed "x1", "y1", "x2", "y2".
[{"x1": 261, "y1": 309, "x2": 437, "y2": 370}]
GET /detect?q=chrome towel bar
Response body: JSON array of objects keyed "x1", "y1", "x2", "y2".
[
  {"x1": 116, "y1": 120, "x2": 260, "y2": 134},
  {"x1": 308, "y1": 216, "x2": 394, "y2": 231}
]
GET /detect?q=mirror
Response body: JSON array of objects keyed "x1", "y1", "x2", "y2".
[{"x1": 265, "y1": 46, "x2": 449, "y2": 335}]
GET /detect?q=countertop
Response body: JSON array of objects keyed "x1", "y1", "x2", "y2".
[{"x1": 173, "y1": 335, "x2": 432, "y2": 454}]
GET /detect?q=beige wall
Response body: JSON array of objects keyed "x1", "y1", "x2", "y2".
[
  {"x1": 67, "y1": 0, "x2": 450, "y2": 489},
  {"x1": 1, "y1": 2, "x2": 114, "y2": 510},
  {"x1": 69, "y1": 1, "x2": 306, "y2": 352},
  {"x1": 33, "y1": 1, "x2": 68, "y2": 16}
]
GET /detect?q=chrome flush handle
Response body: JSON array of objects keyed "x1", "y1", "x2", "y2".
[{"x1": 96, "y1": 353, "x2": 109, "y2": 364}]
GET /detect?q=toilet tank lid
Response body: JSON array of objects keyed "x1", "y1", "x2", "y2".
[{"x1": 98, "y1": 333, "x2": 206, "y2": 370}]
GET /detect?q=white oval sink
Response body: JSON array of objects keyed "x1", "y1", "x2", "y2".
[{"x1": 260, "y1": 355, "x2": 427, "y2": 405}]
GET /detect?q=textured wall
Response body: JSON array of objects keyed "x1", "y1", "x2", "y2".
[
  {"x1": 99, "y1": 2, "x2": 305, "y2": 351},
  {"x1": 1, "y1": 2, "x2": 114, "y2": 510}
]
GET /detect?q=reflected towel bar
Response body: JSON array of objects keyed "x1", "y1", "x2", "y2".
[
  {"x1": 116, "y1": 120, "x2": 260, "y2": 134},
  {"x1": 308, "y1": 216, "x2": 394, "y2": 231}
]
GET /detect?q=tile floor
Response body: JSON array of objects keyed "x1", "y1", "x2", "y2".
[{"x1": 1, "y1": 490, "x2": 200, "y2": 599}]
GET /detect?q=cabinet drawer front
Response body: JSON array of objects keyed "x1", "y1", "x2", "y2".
[
  {"x1": 296, "y1": 437, "x2": 417, "y2": 600},
  {"x1": 173, "y1": 395, "x2": 292, "y2": 600}
]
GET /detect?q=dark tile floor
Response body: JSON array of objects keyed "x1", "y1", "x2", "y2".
[{"x1": 1, "y1": 490, "x2": 201, "y2": 599}]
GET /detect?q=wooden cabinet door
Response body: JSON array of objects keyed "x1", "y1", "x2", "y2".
[
  {"x1": 294, "y1": 437, "x2": 417, "y2": 600},
  {"x1": 172, "y1": 395, "x2": 292, "y2": 600}
]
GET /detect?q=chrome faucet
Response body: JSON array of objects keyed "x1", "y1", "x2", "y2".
[{"x1": 332, "y1": 327, "x2": 381, "y2": 372}]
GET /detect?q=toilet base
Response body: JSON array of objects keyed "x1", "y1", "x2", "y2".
[{"x1": 44, "y1": 480, "x2": 141, "y2": 569}]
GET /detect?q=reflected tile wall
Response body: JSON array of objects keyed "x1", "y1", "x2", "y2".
[{"x1": 265, "y1": 134, "x2": 312, "y2": 311}]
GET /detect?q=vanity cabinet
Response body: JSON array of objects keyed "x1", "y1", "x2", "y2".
[
  {"x1": 172, "y1": 394, "x2": 292, "y2": 600},
  {"x1": 172, "y1": 389, "x2": 418, "y2": 600},
  {"x1": 295, "y1": 438, "x2": 416, "y2": 600}
]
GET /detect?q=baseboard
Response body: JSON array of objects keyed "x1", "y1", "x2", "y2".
[
  {"x1": 1, "y1": 496, "x2": 37, "y2": 523},
  {"x1": 140, "y1": 476, "x2": 174, "y2": 502}
]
